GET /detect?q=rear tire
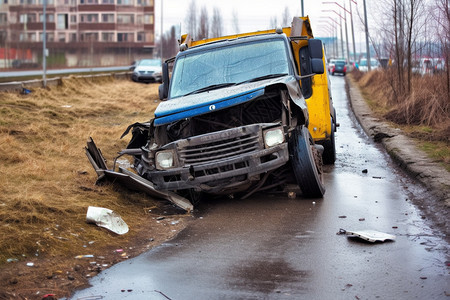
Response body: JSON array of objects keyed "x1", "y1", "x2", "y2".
[
  {"x1": 322, "y1": 120, "x2": 336, "y2": 164},
  {"x1": 289, "y1": 126, "x2": 325, "y2": 197}
]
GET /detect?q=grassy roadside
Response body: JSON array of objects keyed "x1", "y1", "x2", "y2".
[
  {"x1": 0, "y1": 77, "x2": 189, "y2": 298},
  {"x1": 350, "y1": 70, "x2": 450, "y2": 172}
]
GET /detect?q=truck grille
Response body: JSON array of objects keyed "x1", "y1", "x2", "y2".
[{"x1": 176, "y1": 126, "x2": 263, "y2": 165}]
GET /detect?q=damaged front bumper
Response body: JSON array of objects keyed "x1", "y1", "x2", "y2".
[{"x1": 145, "y1": 124, "x2": 290, "y2": 194}]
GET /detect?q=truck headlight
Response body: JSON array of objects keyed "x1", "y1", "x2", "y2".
[
  {"x1": 155, "y1": 150, "x2": 175, "y2": 169},
  {"x1": 263, "y1": 128, "x2": 284, "y2": 148}
]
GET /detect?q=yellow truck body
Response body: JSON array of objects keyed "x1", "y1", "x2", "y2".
[{"x1": 180, "y1": 17, "x2": 335, "y2": 163}]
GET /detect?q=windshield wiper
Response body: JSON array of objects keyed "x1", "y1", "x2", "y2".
[
  {"x1": 184, "y1": 83, "x2": 236, "y2": 96},
  {"x1": 236, "y1": 73, "x2": 288, "y2": 85}
]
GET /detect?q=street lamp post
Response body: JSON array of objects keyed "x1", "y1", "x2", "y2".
[
  {"x1": 349, "y1": 0, "x2": 357, "y2": 63},
  {"x1": 42, "y1": 0, "x2": 47, "y2": 88},
  {"x1": 322, "y1": 1, "x2": 352, "y2": 64},
  {"x1": 322, "y1": 10, "x2": 345, "y2": 59},
  {"x1": 363, "y1": 0, "x2": 370, "y2": 70},
  {"x1": 160, "y1": 0, "x2": 163, "y2": 64}
]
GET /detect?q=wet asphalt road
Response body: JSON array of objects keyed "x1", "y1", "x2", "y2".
[{"x1": 71, "y1": 76, "x2": 449, "y2": 300}]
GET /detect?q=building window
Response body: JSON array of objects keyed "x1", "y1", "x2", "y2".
[
  {"x1": 101, "y1": 0, "x2": 114, "y2": 3},
  {"x1": 117, "y1": 0, "x2": 131, "y2": 5},
  {"x1": 58, "y1": 33, "x2": 66, "y2": 42},
  {"x1": 144, "y1": 14, "x2": 153, "y2": 24},
  {"x1": 70, "y1": 15, "x2": 76, "y2": 23},
  {"x1": 70, "y1": 33, "x2": 77, "y2": 42},
  {"x1": 80, "y1": 14, "x2": 98, "y2": 23},
  {"x1": 102, "y1": 14, "x2": 114, "y2": 23},
  {"x1": 117, "y1": 14, "x2": 134, "y2": 24},
  {"x1": 20, "y1": 32, "x2": 36, "y2": 41},
  {"x1": 39, "y1": 13, "x2": 55, "y2": 22},
  {"x1": 136, "y1": 15, "x2": 143, "y2": 25},
  {"x1": 0, "y1": 13, "x2": 7, "y2": 25},
  {"x1": 81, "y1": 32, "x2": 99, "y2": 41},
  {"x1": 137, "y1": 32, "x2": 145, "y2": 42},
  {"x1": 117, "y1": 32, "x2": 133, "y2": 42},
  {"x1": 20, "y1": 14, "x2": 37, "y2": 23},
  {"x1": 57, "y1": 14, "x2": 68, "y2": 29},
  {"x1": 102, "y1": 32, "x2": 114, "y2": 41},
  {"x1": 21, "y1": 0, "x2": 37, "y2": 4},
  {"x1": 38, "y1": 0, "x2": 54, "y2": 4}
]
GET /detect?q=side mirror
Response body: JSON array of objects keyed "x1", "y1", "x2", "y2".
[
  {"x1": 311, "y1": 58, "x2": 324, "y2": 74},
  {"x1": 308, "y1": 39, "x2": 324, "y2": 74},
  {"x1": 159, "y1": 62, "x2": 170, "y2": 100},
  {"x1": 308, "y1": 39, "x2": 323, "y2": 59},
  {"x1": 158, "y1": 84, "x2": 167, "y2": 100}
]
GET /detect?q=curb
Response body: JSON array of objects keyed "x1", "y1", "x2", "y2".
[{"x1": 345, "y1": 75, "x2": 450, "y2": 208}]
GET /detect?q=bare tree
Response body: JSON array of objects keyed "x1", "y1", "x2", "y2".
[
  {"x1": 232, "y1": 9, "x2": 240, "y2": 34},
  {"x1": 270, "y1": 16, "x2": 278, "y2": 29},
  {"x1": 185, "y1": 0, "x2": 197, "y2": 39},
  {"x1": 281, "y1": 6, "x2": 291, "y2": 27},
  {"x1": 431, "y1": 0, "x2": 450, "y2": 102},
  {"x1": 211, "y1": 7, "x2": 224, "y2": 38},
  {"x1": 197, "y1": 6, "x2": 209, "y2": 40},
  {"x1": 161, "y1": 26, "x2": 179, "y2": 59}
]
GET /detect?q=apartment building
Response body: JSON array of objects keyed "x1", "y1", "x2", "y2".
[{"x1": 0, "y1": 0, "x2": 156, "y2": 68}]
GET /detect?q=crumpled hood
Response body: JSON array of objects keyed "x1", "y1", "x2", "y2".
[{"x1": 154, "y1": 76, "x2": 299, "y2": 126}]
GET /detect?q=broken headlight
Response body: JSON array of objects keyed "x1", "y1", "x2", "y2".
[
  {"x1": 263, "y1": 127, "x2": 284, "y2": 148},
  {"x1": 155, "y1": 150, "x2": 175, "y2": 170}
]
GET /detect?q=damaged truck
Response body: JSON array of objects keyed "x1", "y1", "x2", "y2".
[{"x1": 86, "y1": 17, "x2": 336, "y2": 212}]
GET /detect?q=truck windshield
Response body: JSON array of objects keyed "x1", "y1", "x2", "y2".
[{"x1": 170, "y1": 39, "x2": 291, "y2": 98}]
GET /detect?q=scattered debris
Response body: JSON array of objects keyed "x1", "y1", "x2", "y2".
[
  {"x1": 86, "y1": 206, "x2": 129, "y2": 235},
  {"x1": 359, "y1": 218, "x2": 365, "y2": 221},
  {"x1": 339, "y1": 229, "x2": 396, "y2": 242},
  {"x1": 75, "y1": 255, "x2": 94, "y2": 259},
  {"x1": 6, "y1": 258, "x2": 18, "y2": 263},
  {"x1": 26, "y1": 262, "x2": 34, "y2": 267},
  {"x1": 338, "y1": 215, "x2": 347, "y2": 218},
  {"x1": 362, "y1": 169, "x2": 368, "y2": 173}
]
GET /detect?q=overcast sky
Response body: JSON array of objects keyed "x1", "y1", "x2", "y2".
[{"x1": 155, "y1": 0, "x2": 374, "y2": 43}]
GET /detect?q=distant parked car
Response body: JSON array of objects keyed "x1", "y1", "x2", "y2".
[
  {"x1": 131, "y1": 59, "x2": 162, "y2": 83},
  {"x1": 12, "y1": 59, "x2": 39, "y2": 69},
  {"x1": 331, "y1": 61, "x2": 347, "y2": 76},
  {"x1": 129, "y1": 60, "x2": 140, "y2": 71},
  {"x1": 358, "y1": 58, "x2": 380, "y2": 72}
]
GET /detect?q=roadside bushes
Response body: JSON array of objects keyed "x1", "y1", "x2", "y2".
[{"x1": 352, "y1": 69, "x2": 450, "y2": 142}]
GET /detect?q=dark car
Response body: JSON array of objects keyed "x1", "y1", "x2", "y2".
[
  {"x1": 331, "y1": 61, "x2": 347, "y2": 76},
  {"x1": 131, "y1": 59, "x2": 162, "y2": 83}
]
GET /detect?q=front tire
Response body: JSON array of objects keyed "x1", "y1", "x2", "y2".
[{"x1": 289, "y1": 126, "x2": 325, "y2": 197}]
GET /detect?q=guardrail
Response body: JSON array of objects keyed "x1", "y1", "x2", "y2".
[{"x1": 0, "y1": 72, "x2": 131, "y2": 93}]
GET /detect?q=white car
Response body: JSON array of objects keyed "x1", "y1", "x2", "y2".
[
  {"x1": 358, "y1": 58, "x2": 379, "y2": 72},
  {"x1": 132, "y1": 59, "x2": 162, "y2": 83}
]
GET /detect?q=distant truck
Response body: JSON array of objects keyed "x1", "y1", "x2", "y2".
[{"x1": 86, "y1": 17, "x2": 336, "y2": 210}]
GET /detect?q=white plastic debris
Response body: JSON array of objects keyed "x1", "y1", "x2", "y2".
[
  {"x1": 86, "y1": 206, "x2": 129, "y2": 235},
  {"x1": 345, "y1": 229, "x2": 396, "y2": 243}
]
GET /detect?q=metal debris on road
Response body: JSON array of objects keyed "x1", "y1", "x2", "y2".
[
  {"x1": 86, "y1": 206, "x2": 129, "y2": 235},
  {"x1": 338, "y1": 229, "x2": 396, "y2": 242}
]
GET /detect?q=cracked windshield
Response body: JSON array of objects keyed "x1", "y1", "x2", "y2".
[{"x1": 170, "y1": 38, "x2": 291, "y2": 98}]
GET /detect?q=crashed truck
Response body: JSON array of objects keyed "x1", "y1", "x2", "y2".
[{"x1": 86, "y1": 17, "x2": 337, "y2": 212}]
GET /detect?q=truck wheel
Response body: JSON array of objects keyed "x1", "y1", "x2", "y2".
[
  {"x1": 289, "y1": 126, "x2": 325, "y2": 197},
  {"x1": 322, "y1": 120, "x2": 336, "y2": 164}
]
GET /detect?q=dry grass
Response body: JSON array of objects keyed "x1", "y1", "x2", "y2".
[
  {"x1": 351, "y1": 69, "x2": 450, "y2": 169},
  {"x1": 0, "y1": 76, "x2": 176, "y2": 264}
]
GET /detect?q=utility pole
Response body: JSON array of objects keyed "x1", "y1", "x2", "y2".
[
  {"x1": 343, "y1": 2, "x2": 350, "y2": 63},
  {"x1": 160, "y1": 0, "x2": 163, "y2": 64},
  {"x1": 349, "y1": 0, "x2": 357, "y2": 63},
  {"x1": 42, "y1": 0, "x2": 47, "y2": 88},
  {"x1": 363, "y1": 0, "x2": 370, "y2": 70}
]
